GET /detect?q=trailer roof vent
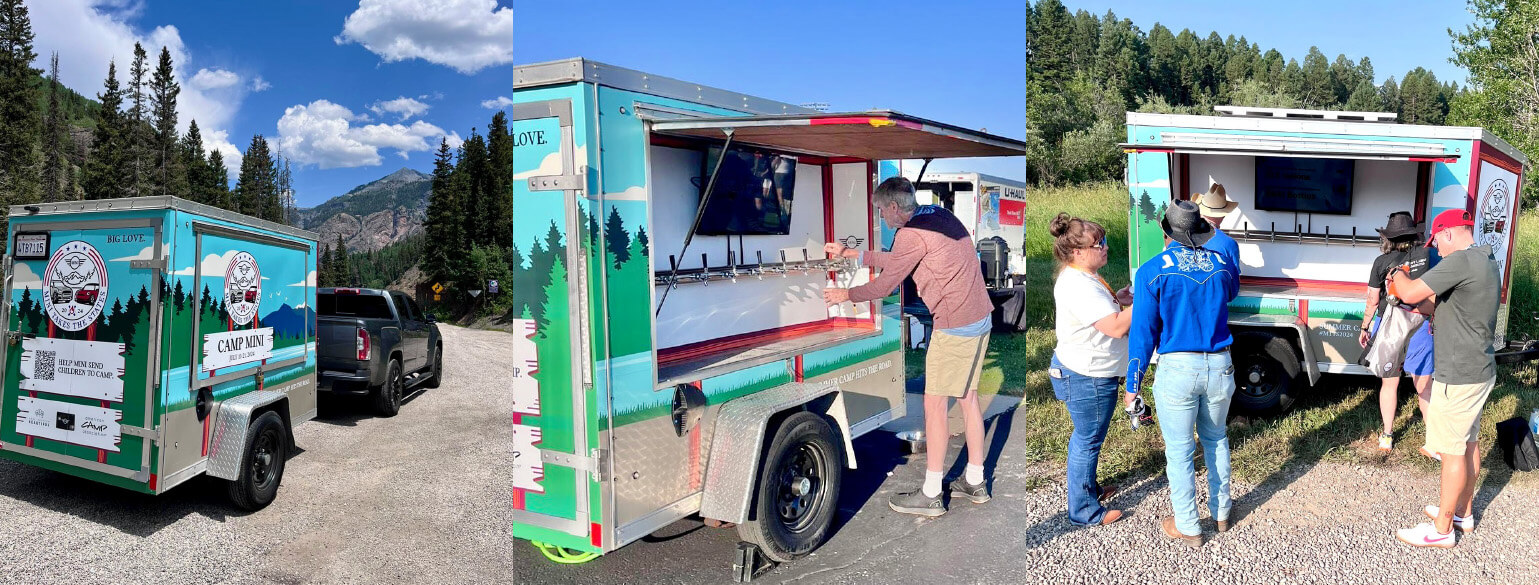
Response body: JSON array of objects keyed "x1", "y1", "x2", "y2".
[{"x1": 1213, "y1": 105, "x2": 1398, "y2": 123}]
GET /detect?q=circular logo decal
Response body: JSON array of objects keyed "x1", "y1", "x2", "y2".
[
  {"x1": 43, "y1": 240, "x2": 109, "y2": 331},
  {"x1": 224, "y1": 251, "x2": 262, "y2": 326},
  {"x1": 1478, "y1": 178, "x2": 1510, "y2": 256}
]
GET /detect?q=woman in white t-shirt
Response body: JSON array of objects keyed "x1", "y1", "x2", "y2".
[{"x1": 1048, "y1": 212, "x2": 1133, "y2": 527}]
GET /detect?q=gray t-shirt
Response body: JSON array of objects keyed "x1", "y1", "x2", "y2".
[{"x1": 1419, "y1": 245, "x2": 1500, "y2": 384}]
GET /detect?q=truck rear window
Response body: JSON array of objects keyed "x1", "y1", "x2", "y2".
[{"x1": 318, "y1": 293, "x2": 394, "y2": 319}]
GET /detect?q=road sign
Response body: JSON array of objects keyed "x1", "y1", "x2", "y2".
[
  {"x1": 431, "y1": 282, "x2": 444, "y2": 293},
  {"x1": 469, "y1": 290, "x2": 482, "y2": 298},
  {"x1": 433, "y1": 293, "x2": 441, "y2": 301},
  {"x1": 488, "y1": 279, "x2": 499, "y2": 294}
]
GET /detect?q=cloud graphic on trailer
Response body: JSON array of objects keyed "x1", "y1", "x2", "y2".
[
  {"x1": 11, "y1": 262, "x2": 41, "y2": 290},
  {"x1": 287, "y1": 271, "x2": 318, "y2": 287},
  {"x1": 514, "y1": 146, "x2": 586, "y2": 181},
  {"x1": 169, "y1": 250, "x2": 268, "y2": 279},
  {"x1": 109, "y1": 245, "x2": 154, "y2": 263}
]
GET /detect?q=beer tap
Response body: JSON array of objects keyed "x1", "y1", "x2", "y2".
[
  {"x1": 769, "y1": 250, "x2": 789, "y2": 277},
  {"x1": 748, "y1": 251, "x2": 766, "y2": 279},
  {"x1": 725, "y1": 251, "x2": 739, "y2": 283}
]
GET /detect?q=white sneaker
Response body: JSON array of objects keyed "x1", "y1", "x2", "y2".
[
  {"x1": 1396, "y1": 522, "x2": 1456, "y2": 548},
  {"x1": 1424, "y1": 505, "x2": 1475, "y2": 532}
]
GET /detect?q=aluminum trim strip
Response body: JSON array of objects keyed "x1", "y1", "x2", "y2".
[{"x1": 0, "y1": 441, "x2": 142, "y2": 479}]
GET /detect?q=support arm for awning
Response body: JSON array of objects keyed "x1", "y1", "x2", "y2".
[{"x1": 656, "y1": 129, "x2": 736, "y2": 316}]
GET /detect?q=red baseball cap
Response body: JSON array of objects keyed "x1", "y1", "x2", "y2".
[{"x1": 1425, "y1": 209, "x2": 1474, "y2": 247}]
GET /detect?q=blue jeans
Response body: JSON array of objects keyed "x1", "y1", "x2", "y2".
[
  {"x1": 1049, "y1": 355, "x2": 1119, "y2": 525},
  {"x1": 1151, "y1": 351, "x2": 1235, "y2": 536}
]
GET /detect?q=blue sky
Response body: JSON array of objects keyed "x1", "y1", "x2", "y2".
[
  {"x1": 1058, "y1": 1, "x2": 1471, "y2": 87},
  {"x1": 30, "y1": 0, "x2": 512, "y2": 207},
  {"x1": 514, "y1": 0, "x2": 1026, "y2": 181}
]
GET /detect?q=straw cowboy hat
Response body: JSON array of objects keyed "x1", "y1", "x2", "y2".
[
  {"x1": 1162, "y1": 199, "x2": 1215, "y2": 248},
  {"x1": 1190, "y1": 183, "x2": 1239, "y2": 217},
  {"x1": 1375, "y1": 211, "x2": 1422, "y2": 241}
]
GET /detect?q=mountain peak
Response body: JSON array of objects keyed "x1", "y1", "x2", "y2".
[{"x1": 383, "y1": 167, "x2": 430, "y2": 182}]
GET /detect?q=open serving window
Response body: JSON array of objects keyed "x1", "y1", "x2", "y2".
[{"x1": 646, "y1": 111, "x2": 1025, "y2": 385}]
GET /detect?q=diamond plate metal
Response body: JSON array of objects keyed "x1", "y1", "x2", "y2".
[
  {"x1": 698, "y1": 382, "x2": 839, "y2": 524},
  {"x1": 205, "y1": 390, "x2": 287, "y2": 481},
  {"x1": 613, "y1": 410, "x2": 713, "y2": 528}
]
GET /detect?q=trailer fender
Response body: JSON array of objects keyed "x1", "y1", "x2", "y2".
[
  {"x1": 205, "y1": 390, "x2": 291, "y2": 481},
  {"x1": 1229, "y1": 317, "x2": 1320, "y2": 386},
  {"x1": 698, "y1": 381, "x2": 854, "y2": 525}
]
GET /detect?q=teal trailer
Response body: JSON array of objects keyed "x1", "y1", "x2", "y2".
[
  {"x1": 513, "y1": 58, "x2": 1025, "y2": 566},
  {"x1": 0, "y1": 197, "x2": 319, "y2": 510},
  {"x1": 1123, "y1": 106, "x2": 1530, "y2": 415}
]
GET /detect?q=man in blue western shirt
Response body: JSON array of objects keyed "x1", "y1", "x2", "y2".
[{"x1": 1125, "y1": 199, "x2": 1241, "y2": 548}]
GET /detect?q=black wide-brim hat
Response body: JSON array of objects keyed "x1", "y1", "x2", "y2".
[
  {"x1": 1375, "y1": 211, "x2": 1422, "y2": 240},
  {"x1": 1162, "y1": 199, "x2": 1214, "y2": 248}
]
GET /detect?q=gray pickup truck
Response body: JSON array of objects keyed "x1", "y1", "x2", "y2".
[{"x1": 317, "y1": 288, "x2": 443, "y2": 416}]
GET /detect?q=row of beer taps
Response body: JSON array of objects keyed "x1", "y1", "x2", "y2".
[{"x1": 653, "y1": 246, "x2": 855, "y2": 288}]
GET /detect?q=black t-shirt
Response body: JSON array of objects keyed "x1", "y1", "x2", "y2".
[{"x1": 1368, "y1": 246, "x2": 1438, "y2": 318}]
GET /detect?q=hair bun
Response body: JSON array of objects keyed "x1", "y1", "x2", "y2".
[{"x1": 1049, "y1": 212, "x2": 1073, "y2": 237}]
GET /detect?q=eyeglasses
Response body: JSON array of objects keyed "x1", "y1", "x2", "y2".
[{"x1": 1084, "y1": 236, "x2": 1108, "y2": 250}]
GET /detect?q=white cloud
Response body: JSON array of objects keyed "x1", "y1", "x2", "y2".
[
  {"x1": 444, "y1": 131, "x2": 464, "y2": 150},
  {"x1": 251, "y1": 76, "x2": 271, "y2": 92},
  {"x1": 277, "y1": 99, "x2": 453, "y2": 169},
  {"x1": 369, "y1": 96, "x2": 430, "y2": 121},
  {"x1": 109, "y1": 245, "x2": 155, "y2": 262},
  {"x1": 12, "y1": 262, "x2": 41, "y2": 290},
  {"x1": 190, "y1": 68, "x2": 240, "y2": 90},
  {"x1": 29, "y1": 1, "x2": 252, "y2": 176},
  {"x1": 482, "y1": 96, "x2": 514, "y2": 109},
  {"x1": 288, "y1": 270, "x2": 318, "y2": 288},
  {"x1": 335, "y1": 0, "x2": 512, "y2": 74}
]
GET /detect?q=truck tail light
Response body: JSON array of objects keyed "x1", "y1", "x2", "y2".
[{"x1": 357, "y1": 327, "x2": 371, "y2": 361}]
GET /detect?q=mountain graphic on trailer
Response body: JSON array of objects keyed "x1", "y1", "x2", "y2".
[{"x1": 259, "y1": 304, "x2": 315, "y2": 339}]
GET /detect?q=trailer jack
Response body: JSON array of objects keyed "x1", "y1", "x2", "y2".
[{"x1": 733, "y1": 541, "x2": 777, "y2": 582}]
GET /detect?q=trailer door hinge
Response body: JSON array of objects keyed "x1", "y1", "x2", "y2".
[
  {"x1": 528, "y1": 170, "x2": 584, "y2": 192},
  {"x1": 541, "y1": 450, "x2": 603, "y2": 479},
  {"x1": 129, "y1": 257, "x2": 168, "y2": 272},
  {"x1": 119, "y1": 424, "x2": 161, "y2": 444}
]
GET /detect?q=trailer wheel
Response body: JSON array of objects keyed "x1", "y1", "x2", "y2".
[
  {"x1": 737, "y1": 412, "x2": 844, "y2": 563},
  {"x1": 424, "y1": 343, "x2": 443, "y2": 389},
  {"x1": 374, "y1": 359, "x2": 403, "y2": 417},
  {"x1": 227, "y1": 411, "x2": 287, "y2": 511},
  {"x1": 1231, "y1": 331, "x2": 1300, "y2": 416}
]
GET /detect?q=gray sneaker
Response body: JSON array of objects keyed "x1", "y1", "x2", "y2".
[
  {"x1": 949, "y1": 477, "x2": 990, "y2": 504},
  {"x1": 888, "y1": 489, "x2": 946, "y2": 517}
]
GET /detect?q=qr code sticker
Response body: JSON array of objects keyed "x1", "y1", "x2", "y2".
[{"x1": 34, "y1": 350, "x2": 55, "y2": 380}]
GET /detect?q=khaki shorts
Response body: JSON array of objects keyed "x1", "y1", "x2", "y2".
[
  {"x1": 1424, "y1": 376, "x2": 1496, "y2": 456},
  {"x1": 924, "y1": 330, "x2": 990, "y2": 397}
]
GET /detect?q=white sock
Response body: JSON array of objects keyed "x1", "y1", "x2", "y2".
[
  {"x1": 922, "y1": 470, "x2": 944, "y2": 498},
  {"x1": 965, "y1": 464, "x2": 984, "y2": 485}
]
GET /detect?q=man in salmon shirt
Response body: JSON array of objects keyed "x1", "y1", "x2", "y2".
[{"x1": 824, "y1": 176, "x2": 992, "y2": 517}]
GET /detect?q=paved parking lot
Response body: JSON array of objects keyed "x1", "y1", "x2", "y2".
[{"x1": 0, "y1": 325, "x2": 515, "y2": 585}]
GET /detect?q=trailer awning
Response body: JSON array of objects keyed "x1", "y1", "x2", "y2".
[
  {"x1": 1121, "y1": 132, "x2": 1460, "y2": 162},
  {"x1": 649, "y1": 111, "x2": 1026, "y2": 160}
]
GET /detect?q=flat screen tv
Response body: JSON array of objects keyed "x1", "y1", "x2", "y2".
[
  {"x1": 696, "y1": 145, "x2": 797, "y2": 235},
  {"x1": 1254, "y1": 156, "x2": 1354, "y2": 215}
]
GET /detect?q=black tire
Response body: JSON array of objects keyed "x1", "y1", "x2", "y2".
[
  {"x1": 424, "y1": 343, "x2": 443, "y2": 389},
  {"x1": 373, "y1": 359, "x2": 403, "y2": 417},
  {"x1": 737, "y1": 412, "x2": 844, "y2": 563},
  {"x1": 1231, "y1": 331, "x2": 1301, "y2": 416},
  {"x1": 226, "y1": 411, "x2": 287, "y2": 511}
]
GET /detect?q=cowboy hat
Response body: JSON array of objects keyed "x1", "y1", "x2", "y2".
[
  {"x1": 1375, "y1": 211, "x2": 1422, "y2": 241},
  {"x1": 1190, "y1": 183, "x2": 1239, "y2": 217},
  {"x1": 1162, "y1": 199, "x2": 1214, "y2": 248}
]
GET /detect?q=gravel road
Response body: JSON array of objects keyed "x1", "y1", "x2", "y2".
[
  {"x1": 0, "y1": 325, "x2": 514, "y2": 585},
  {"x1": 517, "y1": 405, "x2": 1539, "y2": 584}
]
